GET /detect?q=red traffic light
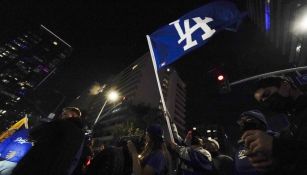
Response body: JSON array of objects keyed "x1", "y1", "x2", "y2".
[{"x1": 217, "y1": 75, "x2": 224, "y2": 81}]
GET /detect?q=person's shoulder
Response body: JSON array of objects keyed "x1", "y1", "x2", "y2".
[
  {"x1": 217, "y1": 154, "x2": 234, "y2": 161},
  {"x1": 146, "y1": 150, "x2": 167, "y2": 164},
  {"x1": 150, "y1": 150, "x2": 164, "y2": 158},
  {"x1": 195, "y1": 147, "x2": 211, "y2": 157},
  {"x1": 145, "y1": 150, "x2": 167, "y2": 174}
]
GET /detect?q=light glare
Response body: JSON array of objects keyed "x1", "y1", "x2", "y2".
[
  {"x1": 107, "y1": 91, "x2": 119, "y2": 102},
  {"x1": 218, "y1": 75, "x2": 224, "y2": 81}
]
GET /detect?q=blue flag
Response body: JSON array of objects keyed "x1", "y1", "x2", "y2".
[
  {"x1": 149, "y1": 1, "x2": 242, "y2": 69},
  {"x1": 0, "y1": 128, "x2": 32, "y2": 162}
]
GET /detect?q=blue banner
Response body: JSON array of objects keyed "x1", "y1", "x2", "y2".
[
  {"x1": 149, "y1": 1, "x2": 242, "y2": 69},
  {"x1": 0, "y1": 129, "x2": 32, "y2": 162}
]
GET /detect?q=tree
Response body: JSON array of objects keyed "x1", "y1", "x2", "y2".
[{"x1": 109, "y1": 103, "x2": 164, "y2": 141}]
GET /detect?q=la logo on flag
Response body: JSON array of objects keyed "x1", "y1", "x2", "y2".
[
  {"x1": 148, "y1": 0, "x2": 244, "y2": 69},
  {"x1": 169, "y1": 17, "x2": 216, "y2": 51}
]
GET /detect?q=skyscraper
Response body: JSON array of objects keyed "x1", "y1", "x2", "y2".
[
  {"x1": 247, "y1": 0, "x2": 307, "y2": 66},
  {"x1": 0, "y1": 25, "x2": 72, "y2": 131}
]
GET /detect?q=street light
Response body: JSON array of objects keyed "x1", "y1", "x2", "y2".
[
  {"x1": 107, "y1": 90, "x2": 119, "y2": 102},
  {"x1": 292, "y1": 7, "x2": 307, "y2": 66},
  {"x1": 293, "y1": 5, "x2": 307, "y2": 34},
  {"x1": 295, "y1": 13, "x2": 307, "y2": 33},
  {"x1": 92, "y1": 90, "x2": 120, "y2": 127}
]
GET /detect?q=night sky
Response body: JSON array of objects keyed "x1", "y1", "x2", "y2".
[{"x1": 0, "y1": 0, "x2": 290, "y2": 137}]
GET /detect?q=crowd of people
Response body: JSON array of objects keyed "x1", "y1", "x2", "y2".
[{"x1": 1, "y1": 75, "x2": 307, "y2": 175}]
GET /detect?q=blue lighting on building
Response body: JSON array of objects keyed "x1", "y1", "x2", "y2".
[{"x1": 265, "y1": 0, "x2": 271, "y2": 32}]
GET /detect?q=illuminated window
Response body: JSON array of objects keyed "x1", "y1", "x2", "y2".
[
  {"x1": 17, "y1": 37, "x2": 27, "y2": 43},
  {"x1": 5, "y1": 43, "x2": 16, "y2": 51},
  {"x1": 2, "y1": 79, "x2": 9, "y2": 83},
  {"x1": 12, "y1": 40, "x2": 21, "y2": 47},
  {"x1": 132, "y1": 64, "x2": 138, "y2": 70}
]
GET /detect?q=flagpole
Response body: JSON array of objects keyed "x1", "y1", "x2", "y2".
[{"x1": 146, "y1": 35, "x2": 174, "y2": 142}]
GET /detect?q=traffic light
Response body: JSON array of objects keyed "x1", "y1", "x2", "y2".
[
  {"x1": 217, "y1": 75, "x2": 224, "y2": 81},
  {"x1": 208, "y1": 66, "x2": 231, "y2": 94},
  {"x1": 216, "y1": 73, "x2": 231, "y2": 94}
]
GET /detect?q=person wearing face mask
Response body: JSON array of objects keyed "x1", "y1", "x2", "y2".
[
  {"x1": 242, "y1": 76, "x2": 307, "y2": 174},
  {"x1": 235, "y1": 110, "x2": 280, "y2": 175}
]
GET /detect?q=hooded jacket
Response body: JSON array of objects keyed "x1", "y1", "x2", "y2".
[{"x1": 269, "y1": 95, "x2": 307, "y2": 175}]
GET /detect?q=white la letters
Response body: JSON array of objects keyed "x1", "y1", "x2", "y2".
[
  {"x1": 14, "y1": 137, "x2": 29, "y2": 144},
  {"x1": 169, "y1": 17, "x2": 216, "y2": 51}
]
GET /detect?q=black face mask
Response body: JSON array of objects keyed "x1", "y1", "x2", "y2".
[{"x1": 260, "y1": 93, "x2": 294, "y2": 112}]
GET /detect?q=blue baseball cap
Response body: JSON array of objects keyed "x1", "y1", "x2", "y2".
[{"x1": 147, "y1": 124, "x2": 164, "y2": 140}]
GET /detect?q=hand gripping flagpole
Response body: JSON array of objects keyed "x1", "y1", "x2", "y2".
[{"x1": 146, "y1": 35, "x2": 174, "y2": 142}]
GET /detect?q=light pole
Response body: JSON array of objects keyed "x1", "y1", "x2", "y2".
[{"x1": 92, "y1": 90, "x2": 120, "y2": 127}]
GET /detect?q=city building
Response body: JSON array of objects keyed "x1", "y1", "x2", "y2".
[
  {"x1": 246, "y1": 0, "x2": 307, "y2": 66},
  {"x1": 72, "y1": 52, "x2": 187, "y2": 141},
  {"x1": 0, "y1": 25, "x2": 72, "y2": 131}
]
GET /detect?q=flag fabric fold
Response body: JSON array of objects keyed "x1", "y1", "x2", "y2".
[
  {"x1": 149, "y1": 0, "x2": 243, "y2": 69},
  {"x1": 0, "y1": 117, "x2": 32, "y2": 163},
  {"x1": 0, "y1": 117, "x2": 28, "y2": 142},
  {"x1": 0, "y1": 128, "x2": 32, "y2": 162}
]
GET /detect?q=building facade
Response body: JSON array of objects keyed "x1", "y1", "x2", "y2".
[
  {"x1": 0, "y1": 25, "x2": 72, "y2": 131},
  {"x1": 247, "y1": 0, "x2": 307, "y2": 66},
  {"x1": 72, "y1": 52, "x2": 187, "y2": 140}
]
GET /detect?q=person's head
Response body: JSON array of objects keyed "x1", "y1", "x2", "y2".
[
  {"x1": 139, "y1": 124, "x2": 165, "y2": 160},
  {"x1": 61, "y1": 107, "x2": 82, "y2": 119},
  {"x1": 145, "y1": 124, "x2": 164, "y2": 149},
  {"x1": 238, "y1": 110, "x2": 268, "y2": 132},
  {"x1": 184, "y1": 129, "x2": 203, "y2": 146},
  {"x1": 254, "y1": 76, "x2": 302, "y2": 112},
  {"x1": 204, "y1": 138, "x2": 220, "y2": 153}
]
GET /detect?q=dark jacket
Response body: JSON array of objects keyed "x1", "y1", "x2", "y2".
[
  {"x1": 175, "y1": 145, "x2": 214, "y2": 175},
  {"x1": 269, "y1": 95, "x2": 307, "y2": 174},
  {"x1": 85, "y1": 146, "x2": 126, "y2": 175},
  {"x1": 12, "y1": 117, "x2": 84, "y2": 175},
  {"x1": 212, "y1": 153, "x2": 234, "y2": 175}
]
